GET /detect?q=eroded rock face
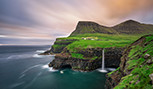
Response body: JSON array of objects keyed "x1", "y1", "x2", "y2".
[
  {"x1": 49, "y1": 54, "x2": 101, "y2": 71},
  {"x1": 49, "y1": 47, "x2": 124, "y2": 71}
]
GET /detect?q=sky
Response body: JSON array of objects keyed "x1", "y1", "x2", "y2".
[{"x1": 0, "y1": 0, "x2": 153, "y2": 45}]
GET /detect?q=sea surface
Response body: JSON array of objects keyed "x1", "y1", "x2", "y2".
[{"x1": 0, "y1": 45, "x2": 106, "y2": 89}]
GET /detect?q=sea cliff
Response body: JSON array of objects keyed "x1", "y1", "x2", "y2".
[
  {"x1": 42, "y1": 20, "x2": 153, "y2": 72},
  {"x1": 105, "y1": 34, "x2": 153, "y2": 89}
]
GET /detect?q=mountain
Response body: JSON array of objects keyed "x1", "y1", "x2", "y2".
[
  {"x1": 70, "y1": 21, "x2": 117, "y2": 36},
  {"x1": 112, "y1": 20, "x2": 153, "y2": 34},
  {"x1": 70, "y1": 20, "x2": 153, "y2": 36}
]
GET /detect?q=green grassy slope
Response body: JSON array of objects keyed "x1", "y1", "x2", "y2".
[
  {"x1": 108, "y1": 35, "x2": 153, "y2": 89},
  {"x1": 52, "y1": 33, "x2": 142, "y2": 60}
]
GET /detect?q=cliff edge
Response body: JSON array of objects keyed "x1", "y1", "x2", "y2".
[{"x1": 105, "y1": 34, "x2": 153, "y2": 89}]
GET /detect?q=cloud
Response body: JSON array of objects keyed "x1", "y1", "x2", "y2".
[
  {"x1": 0, "y1": 0, "x2": 153, "y2": 45},
  {"x1": 102, "y1": 0, "x2": 153, "y2": 19}
]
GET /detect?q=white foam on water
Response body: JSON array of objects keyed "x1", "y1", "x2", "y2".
[
  {"x1": 36, "y1": 50, "x2": 45, "y2": 53},
  {"x1": 42, "y1": 64, "x2": 49, "y2": 69},
  {"x1": 98, "y1": 69, "x2": 108, "y2": 73},
  {"x1": 21, "y1": 65, "x2": 41, "y2": 74},
  {"x1": 60, "y1": 71, "x2": 64, "y2": 74},
  {"x1": 107, "y1": 68, "x2": 116, "y2": 71},
  {"x1": 42, "y1": 64, "x2": 57, "y2": 72},
  {"x1": 33, "y1": 54, "x2": 43, "y2": 58},
  {"x1": 97, "y1": 68, "x2": 108, "y2": 73},
  {"x1": 49, "y1": 67, "x2": 58, "y2": 72}
]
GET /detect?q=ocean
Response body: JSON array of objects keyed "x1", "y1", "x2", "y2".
[{"x1": 0, "y1": 45, "x2": 106, "y2": 89}]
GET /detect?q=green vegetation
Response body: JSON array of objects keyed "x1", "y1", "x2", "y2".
[
  {"x1": 67, "y1": 34, "x2": 141, "y2": 52},
  {"x1": 52, "y1": 33, "x2": 142, "y2": 60},
  {"x1": 71, "y1": 53, "x2": 98, "y2": 60},
  {"x1": 71, "y1": 53, "x2": 84, "y2": 59},
  {"x1": 114, "y1": 35, "x2": 153, "y2": 89},
  {"x1": 107, "y1": 67, "x2": 120, "y2": 77}
]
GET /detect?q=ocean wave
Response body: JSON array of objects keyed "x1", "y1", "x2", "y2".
[
  {"x1": 42, "y1": 64, "x2": 58, "y2": 72},
  {"x1": 6, "y1": 54, "x2": 31, "y2": 60},
  {"x1": 32, "y1": 54, "x2": 43, "y2": 58},
  {"x1": 21, "y1": 65, "x2": 41, "y2": 74},
  {"x1": 36, "y1": 50, "x2": 45, "y2": 53}
]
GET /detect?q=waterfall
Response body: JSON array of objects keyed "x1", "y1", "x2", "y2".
[
  {"x1": 99, "y1": 48, "x2": 107, "y2": 72},
  {"x1": 102, "y1": 49, "x2": 105, "y2": 70}
]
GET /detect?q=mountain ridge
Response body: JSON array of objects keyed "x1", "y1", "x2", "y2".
[{"x1": 70, "y1": 20, "x2": 153, "y2": 36}]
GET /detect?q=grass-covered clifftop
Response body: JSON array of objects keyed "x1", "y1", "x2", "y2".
[
  {"x1": 106, "y1": 34, "x2": 153, "y2": 89},
  {"x1": 51, "y1": 33, "x2": 140, "y2": 60}
]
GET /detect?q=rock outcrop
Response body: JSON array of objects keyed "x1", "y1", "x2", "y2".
[
  {"x1": 49, "y1": 47, "x2": 125, "y2": 71},
  {"x1": 105, "y1": 34, "x2": 153, "y2": 89}
]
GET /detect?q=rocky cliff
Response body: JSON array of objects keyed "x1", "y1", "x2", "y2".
[
  {"x1": 49, "y1": 47, "x2": 124, "y2": 71},
  {"x1": 105, "y1": 34, "x2": 153, "y2": 89}
]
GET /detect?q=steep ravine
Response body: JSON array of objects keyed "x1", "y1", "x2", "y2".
[{"x1": 105, "y1": 34, "x2": 153, "y2": 89}]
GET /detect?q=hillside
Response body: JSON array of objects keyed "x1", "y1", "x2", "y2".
[
  {"x1": 106, "y1": 34, "x2": 153, "y2": 89},
  {"x1": 70, "y1": 20, "x2": 153, "y2": 36}
]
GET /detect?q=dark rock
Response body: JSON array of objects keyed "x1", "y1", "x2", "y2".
[
  {"x1": 49, "y1": 47, "x2": 124, "y2": 71},
  {"x1": 149, "y1": 73, "x2": 153, "y2": 84},
  {"x1": 39, "y1": 50, "x2": 51, "y2": 55},
  {"x1": 49, "y1": 53, "x2": 101, "y2": 71}
]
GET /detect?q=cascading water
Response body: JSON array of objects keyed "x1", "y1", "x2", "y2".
[
  {"x1": 99, "y1": 48, "x2": 107, "y2": 72},
  {"x1": 102, "y1": 49, "x2": 105, "y2": 70}
]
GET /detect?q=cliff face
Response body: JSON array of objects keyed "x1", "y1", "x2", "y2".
[
  {"x1": 49, "y1": 47, "x2": 124, "y2": 71},
  {"x1": 105, "y1": 35, "x2": 153, "y2": 89},
  {"x1": 39, "y1": 38, "x2": 78, "y2": 55},
  {"x1": 51, "y1": 39, "x2": 78, "y2": 53}
]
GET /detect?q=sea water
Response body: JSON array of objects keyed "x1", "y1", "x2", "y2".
[{"x1": 0, "y1": 45, "x2": 106, "y2": 89}]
